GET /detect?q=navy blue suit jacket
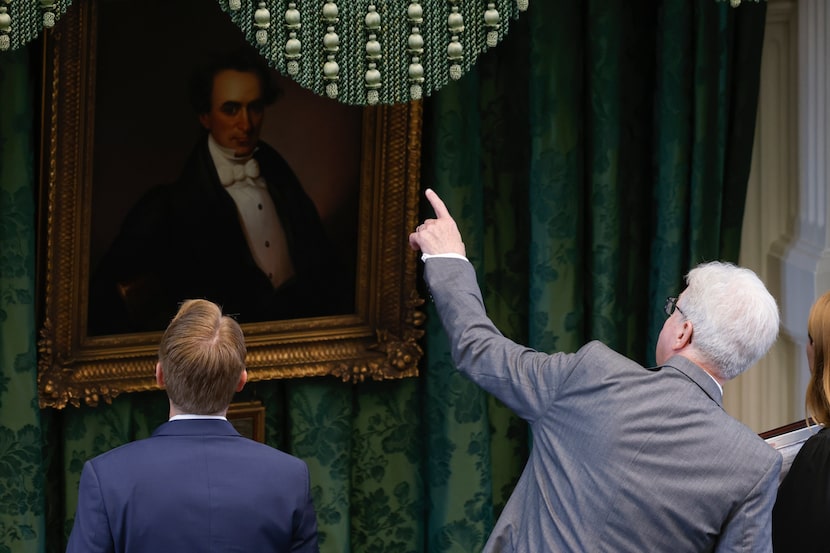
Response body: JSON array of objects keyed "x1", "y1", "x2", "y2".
[{"x1": 66, "y1": 419, "x2": 318, "y2": 553}]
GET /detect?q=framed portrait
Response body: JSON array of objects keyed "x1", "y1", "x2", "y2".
[
  {"x1": 37, "y1": 0, "x2": 424, "y2": 409},
  {"x1": 227, "y1": 401, "x2": 267, "y2": 443}
]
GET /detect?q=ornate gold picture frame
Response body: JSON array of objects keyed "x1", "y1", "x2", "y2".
[
  {"x1": 227, "y1": 401, "x2": 267, "y2": 443},
  {"x1": 37, "y1": 1, "x2": 424, "y2": 409}
]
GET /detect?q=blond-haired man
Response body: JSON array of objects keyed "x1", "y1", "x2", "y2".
[{"x1": 67, "y1": 299, "x2": 319, "y2": 552}]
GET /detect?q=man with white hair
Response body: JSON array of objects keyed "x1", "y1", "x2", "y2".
[{"x1": 410, "y1": 188, "x2": 781, "y2": 553}]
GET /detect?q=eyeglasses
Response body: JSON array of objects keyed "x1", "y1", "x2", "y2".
[{"x1": 664, "y1": 296, "x2": 685, "y2": 318}]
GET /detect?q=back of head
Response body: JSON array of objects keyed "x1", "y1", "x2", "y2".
[
  {"x1": 681, "y1": 261, "x2": 779, "y2": 381},
  {"x1": 806, "y1": 291, "x2": 830, "y2": 423},
  {"x1": 158, "y1": 299, "x2": 247, "y2": 415}
]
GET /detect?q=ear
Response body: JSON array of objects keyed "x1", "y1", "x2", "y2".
[
  {"x1": 198, "y1": 113, "x2": 210, "y2": 130},
  {"x1": 236, "y1": 369, "x2": 248, "y2": 392},
  {"x1": 155, "y1": 362, "x2": 165, "y2": 388},
  {"x1": 674, "y1": 320, "x2": 694, "y2": 350}
]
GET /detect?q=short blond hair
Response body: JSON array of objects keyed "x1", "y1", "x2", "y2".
[
  {"x1": 158, "y1": 299, "x2": 246, "y2": 415},
  {"x1": 806, "y1": 291, "x2": 830, "y2": 424}
]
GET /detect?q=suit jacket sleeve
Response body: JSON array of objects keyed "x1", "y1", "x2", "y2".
[
  {"x1": 66, "y1": 461, "x2": 115, "y2": 553},
  {"x1": 714, "y1": 455, "x2": 779, "y2": 553},
  {"x1": 424, "y1": 257, "x2": 581, "y2": 422}
]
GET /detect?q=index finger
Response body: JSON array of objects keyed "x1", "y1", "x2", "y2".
[{"x1": 425, "y1": 188, "x2": 452, "y2": 219}]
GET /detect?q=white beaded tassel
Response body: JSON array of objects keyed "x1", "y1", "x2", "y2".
[
  {"x1": 322, "y1": 2, "x2": 340, "y2": 99},
  {"x1": 284, "y1": 2, "x2": 301, "y2": 76},
  {"x1": 407, "y1": 2, "x2": 424, "y2": 100},
  {"x1": 229, "y1": 0, "x2": 242, "y2": 11},
  {"x1": 0, "y1": 3, "x2": 10, "y2": 51},
  {"x1": 516, "y1": 0, "x2": 529, "y2": 11},
  {"x1": 484, "y1": 3, "x2": 500, "y2": 48},
  {"x1": 40, "y1": 0, "x2": 56, "y2": 28},
  {"x1": 447, "y1": 1, "x2": 464, "y2": 81},
  {"x1": 364, "y1": 5, "x2": 382, "y2": 105},
  {"x1": 254, "y1": 2, "x2": 271, "y2": 45}
]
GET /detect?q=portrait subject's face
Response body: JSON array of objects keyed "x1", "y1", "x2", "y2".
[{"x1": 199, "y1": 69, "x2": 266, "y2": 157}]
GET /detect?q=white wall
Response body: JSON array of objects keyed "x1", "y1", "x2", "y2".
[{"x1": 724, "y1": 0, "x2": 830, "y2": 433}]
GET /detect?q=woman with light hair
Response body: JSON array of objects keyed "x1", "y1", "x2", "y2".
[{"x1": 772, "y1": 290, "x2": 830, "y2": 552}]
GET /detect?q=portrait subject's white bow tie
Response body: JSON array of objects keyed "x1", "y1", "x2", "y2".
[{"x1": 217, "y1": 158, "x2": 263, "y2": 188}]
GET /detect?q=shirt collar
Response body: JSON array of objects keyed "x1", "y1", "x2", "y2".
[
  {"x1": 206, "y1": 134, "x2": 257, "y2": 166},
  {"x1": 705, "y1": 371, "x2": 723, "y2": 395},
  {"x1": 169, "y1": 414, "x2": 227, "y2": 421}
]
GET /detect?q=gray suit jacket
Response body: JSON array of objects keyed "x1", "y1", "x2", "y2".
[{"x1": 425, "y1": 257, "x2": 781, "y2": 553}]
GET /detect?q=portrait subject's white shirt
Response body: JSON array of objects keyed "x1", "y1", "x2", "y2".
[{"x1": 208, "y1": 135, "x2": 294, "y2": 288}]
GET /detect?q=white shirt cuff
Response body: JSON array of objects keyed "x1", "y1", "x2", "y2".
[{"x1": 421, "y1": 252, "x2": 469, "y2": 262}]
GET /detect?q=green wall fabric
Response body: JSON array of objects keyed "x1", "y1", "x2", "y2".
[
  {"x1": 0, "y1": 46, "x2": 46, "y2": 553},
  {"x1": 0, "y1": 1, "x2": 767, "y2": 551}
]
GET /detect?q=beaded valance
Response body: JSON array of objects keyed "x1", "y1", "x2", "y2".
[
  {"x1": 1, "y1": 0, "x2": 762, "y2": 105},
  {"x1": 220, "y1": 0, "x2": 528, "y2": 105}
]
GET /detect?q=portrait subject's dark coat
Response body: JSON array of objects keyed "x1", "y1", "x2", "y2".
[{"x1": 88, "y1": 135, "x2": 352, "y2": 335}]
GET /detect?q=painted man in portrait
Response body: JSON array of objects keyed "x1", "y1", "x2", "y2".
[{"x1": 88, "y1": 47, "x2": 352, "y2": 335}]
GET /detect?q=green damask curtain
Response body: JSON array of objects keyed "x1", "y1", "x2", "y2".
[
  {"x1": 0, "y1": 1, "x2": 766, "y2": 552},
  {"x1": 0, "y1": 45, "x2": 47, "y2": 551}
]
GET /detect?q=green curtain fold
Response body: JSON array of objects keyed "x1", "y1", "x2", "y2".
[{"x1": 0, "y1": 0, "x2": 767, "y2": 551}]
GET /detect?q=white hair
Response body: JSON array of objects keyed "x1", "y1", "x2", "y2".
[{"x1": 679, "y1": 261, "x2": 779, "y2": 381}]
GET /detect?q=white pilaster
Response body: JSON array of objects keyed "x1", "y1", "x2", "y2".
[
  {"x1": 777, "y1": 0, "x2": 830, "y2": 402},
  {"x1": 736, "y1": 0, "x2": 830, "y2": 432},
  {"x1": 728, "y1": 0, "x2": 801, "y2": 432}
]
